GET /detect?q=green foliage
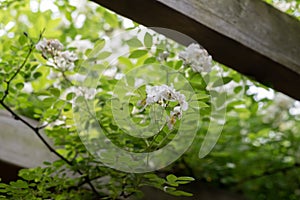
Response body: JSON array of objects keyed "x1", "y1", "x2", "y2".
[
  {"x1": 264, "y1": 0, "x2": 300, "y2": 20},
  {"x1": 0, "y1": 1, "x2": 300, "y2": 200}
]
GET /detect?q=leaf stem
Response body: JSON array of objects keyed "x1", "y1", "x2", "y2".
[{"x1": 0, "y1": 36, "x2": 101, "y2": 197}]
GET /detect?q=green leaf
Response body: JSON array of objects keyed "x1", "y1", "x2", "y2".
[
  {"x1": 94, "y1": 39, "x2": 106, "y2": 52},
  {"x1": 195, "y1": 93, "x2": 210, "y2": 100},
  {"x1": 15, "y1": 82, "x2": 24, "y2": 90},
  {"x1": 10, "y1": 45, "x2": 19, "y2": 52},
  {"x1": 50, "y1": 88, "x2": 60, "y2": 97},
  {"x1": 18, "y1": 35, "x2": 27, "y2": 45},
  {"x1": 64, "y1": 102, "x2": 72, "y2": 111},
  {"x1": 175, "y1": 177, "x2": 195, "y2": 185},
  {"x1": 18, "y1": 169, "x2": 35, "y2": 181},
  {"x1": 174, "y1": 60, "x2": 183, "y2": 70},
  {"x1": 104, "y1": 11, "x2": 119, "y2": 27},
  {"x1": 198, "y1": 101, "x2": 210, "y2": 108},
  {"x1": 86, "y1": 40, "x2": 106, "y2": 58},
  {"x1": 42, "y1": 97, "x2": 57, "y2": 107},
  {"x1": 43, "y1": 161, "x2": 51, "y2": 165},
  {"x1": 234, "y1": 86, "x2": 243, "y2": 94},
  {"x1": 168, "y1": 190, "x2": 193, "y2": 197},
  {"x1": 66, "y1": 92, "x2": 76, "y2": 100},
  {"x1": 166, "y1": 174, "x2": 177, "y2": 183},
  {"x1": 10, "y1": 180, "x2": 28, "y2": 188},
  {"x1": 118, "y1": 56, "x2": 133, "y2": 68},
  {"x1": 176, "y1": 176, "x2": 195, "y2": 181},
  {"x1": 33, "y1": 72, "x2": 43, "y2": 79},
  {"x1": 144, "y1": 57, "x2": 157, "y2": 64},
  {"x1": 126, "y1": 37, "x2": 143, "y2": 48},
  {"x1": 65, "y1": 11, "x2": 72, "y2": 21},
  {"x1": 236, "y1": 108, "x2": 251, "y2": 119},
  {"x1": 215, "y1": 92, "x2": 226, "y2": 108},
  {"x1": 54, "y1": 99, "x2": 65, "y2": 108},
  {"x1": 129, "y1": 50, "x2": 147, "y2": 58},
  {"x1": 163, "y1": 186, "x2": 176, "y2": 192},
  {"x1": 166, "y1": 61, "x2": 174, "y2": 67},
  {"x1": 144, "y1": 32, "x2": 153, "y2": 48},
  {"x1": 97, "y1": 51, "x2": 111, "y2": 60},
  {"x1": 212, "y1": 77, "x2": 232, "y2": 87}
]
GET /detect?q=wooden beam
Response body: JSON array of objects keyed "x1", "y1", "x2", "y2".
[
  {"x1": 92, "y1": 0, "x2": 300, "y2": 100},
  {"x1": 0, "y1": 111, "x2": 56, "y2": 168},
  {"x1": 0, "y1": 160, "x2": 22, "y2": 183}
]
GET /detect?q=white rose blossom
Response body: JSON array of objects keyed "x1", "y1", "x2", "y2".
[
  {"x1": 141, "y1": 84, "x2": 188, "y2": 130},
  {"x1": 179, "y1": 43, "x2": 212, "y2": 73},
  {"x1": 36, "y1": 38, "x2": 78, "y2": 71}
]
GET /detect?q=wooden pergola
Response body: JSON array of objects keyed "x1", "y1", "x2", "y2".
[
  {"x1": 1, "y1": 0, "x2": 300, "y2": 194},
  {"x1": 93, "y1": 0, "x2": 300, "y2": 100}
]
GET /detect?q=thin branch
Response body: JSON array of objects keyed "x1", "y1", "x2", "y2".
[
  {"x1": 62, "y1": 71, "x2": 74, "y2": 86},
  {"x1": 119, "y1": 175, "x2": 135, "y2": 199},
  {"x1": 77, "y1": 175, "x2": 103, "y2": 188},
  {"x1": 0, "y1": 37, "x2": 101, "y2": 197},
  {"x1": 0, "y1": 90, "x2": 101, "y2": 197},
  {"x1": 36, "y1": 105, "x2": 63, "y2": 130},
  {"x1": 1, "y1": 45, "x2": 34, "y2": 102}
]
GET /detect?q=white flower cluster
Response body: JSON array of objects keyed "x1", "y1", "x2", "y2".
[
  {"x1": 143, "y1": 84, "x2": 188, "y2": 130},
  {"x1": 262, "y1": 93, "x2": 294, "y2": 123},
  {"x1": 36, "y1": 38, "x2": 78, "y2": 71},
  {"x1": 273, "y1": 1, "x2": 297, "y2": 12},
  {"x1": 179, "y1": 43, "x2": 212, "y2": 73}
]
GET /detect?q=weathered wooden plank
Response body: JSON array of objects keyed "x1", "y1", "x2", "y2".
[
  {"x1": 0, "y1": 111, "x2": 56, "y2": 168},
  {"x1": 92, "y1": 0, "x2": 300, "y2": 100}
]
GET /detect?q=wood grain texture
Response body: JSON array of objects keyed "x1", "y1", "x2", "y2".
[
  {"x1": 0, "y1": 111, "x2": 56, "y2": 168},
  {"x1": 92, "y1": 0, "x2": 300, "y2": 100}
]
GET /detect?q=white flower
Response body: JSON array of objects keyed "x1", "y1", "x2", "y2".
[
  {"x1": 48, "y1": 39, "x2": 64, "y2": 51},
  {"x1": 145, "y1": 85, "x2": 162, "y2": 105},
  {"x1": 226, "y1": 163, "x2": 236, "y2": 169},
  {"x1": 171, "y1": 106, "x2": 182, "y2": 119},
  {"x1": 166, "y1": 115, "x2": 176, "y2": 130},
  {"x1": 54, "y1": 51, "x2": 78, "y2": 71},
  {"x1": 167, "y1": 106, "x2": 184, "y2": 130},
  {"x1": 68, "y1": 73, "x2": 86, "y2": 82},
  {"x1": 274, "y1": 93, "x2": 294, "y2": 109},
  {"x1": 179, "y1": 43, "x2": 212, "y2": 73},
  {"x1": 174, "y1": 92, "x2": 188, "y2": 111},
  {"x1": 262, "y1": 93, "x2": 294, "y2": 123},
  {"x1": 143, "y1": 84, "x2": 188, "y2": 130},
  {"x1": 35, "y1": 39, "x2": 47, "y2": 51},
  {"x1": 36, "y1": 38, "x2": 64, "y2": 57},
  {"x1": 60, "y1": 50, "x2": 78, "y2": 62},
  {"x1": 274, "y1": 1, "x2": 297, "y2": 12},
  {"x1": 145, "y1": 85, "x2": 188, "y2": 109},
  {"x1": 36, "y1": 38, "x2": 78, "y2": 71}
]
